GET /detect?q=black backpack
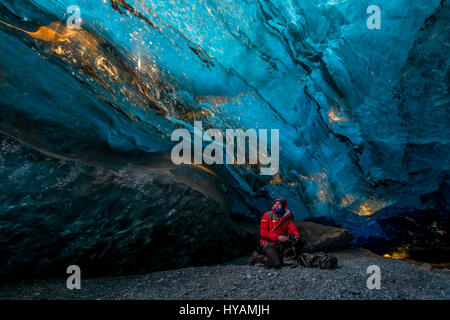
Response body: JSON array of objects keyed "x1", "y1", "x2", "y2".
[{"x1": 297, "y1": 252, "x2": 338, "y2": 269}]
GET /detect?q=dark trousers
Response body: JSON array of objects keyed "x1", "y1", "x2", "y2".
[
  {"x1": 261, "y1": 240, "x2": 302, "y2": 268},
  {"x1": 262, "y1": 245, "x2": 283, "y2": 269}
]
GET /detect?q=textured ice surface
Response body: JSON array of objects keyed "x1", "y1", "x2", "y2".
[{"x1": 0, "y1": 0, "x2": 448, "y2": 219}]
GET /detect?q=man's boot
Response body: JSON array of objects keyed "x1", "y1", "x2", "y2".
[{"x1": 248, "y1": 251, "x2": 267, "y2": 265}]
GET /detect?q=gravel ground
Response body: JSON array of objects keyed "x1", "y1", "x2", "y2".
[{"x1": 1, "y1": 248, "x2": 449, "y2": 300}]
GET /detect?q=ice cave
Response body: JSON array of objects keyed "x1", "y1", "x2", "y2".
[{"x1": 0, "y1": 0, "x2": 448, "y2": 280}]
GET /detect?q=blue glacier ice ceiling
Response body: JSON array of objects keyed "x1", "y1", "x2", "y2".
[{"x1": 0, "y1": 0, "x2": 449, "y2": 277}]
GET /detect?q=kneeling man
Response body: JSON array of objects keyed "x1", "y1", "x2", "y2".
[{"x1": 249, "y1": 197, "x2": 300, "y2": 268}]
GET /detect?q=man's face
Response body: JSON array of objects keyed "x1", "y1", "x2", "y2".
[{"x1": 273, "y1": 201, "x2": 283, "y2": 210}]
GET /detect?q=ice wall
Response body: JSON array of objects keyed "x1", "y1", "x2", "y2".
[{"x1": 0, "y1": 0, "x2": 448, "y2": 219}]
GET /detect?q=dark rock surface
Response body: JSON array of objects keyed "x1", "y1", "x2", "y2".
[
  {"x1": 0, "y1": 135, "x2": 254, "y2": 281},
  {"x1": 295, "y1": 221, "x2": 354, "y2": 253}
]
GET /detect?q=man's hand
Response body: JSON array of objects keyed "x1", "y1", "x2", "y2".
[{"x1": 278, "y1": 235, "x2": 289, "y2": 242}]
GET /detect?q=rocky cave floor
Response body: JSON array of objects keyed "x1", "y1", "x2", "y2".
[{"x1": 1, "y1": 248, "x2": 449, "y2": 300}]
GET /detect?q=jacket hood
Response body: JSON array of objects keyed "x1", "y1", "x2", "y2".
[
  {"x1": 272, "y1": 197, "x2": 291, "y2": 219},
  {"x1": 272, "y1": 197, "x2": 287, "y2": 208}
]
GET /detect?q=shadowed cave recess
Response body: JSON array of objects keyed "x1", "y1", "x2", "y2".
[{"x1": 0, "y1": 0, "x2": 448, "y2": 279}]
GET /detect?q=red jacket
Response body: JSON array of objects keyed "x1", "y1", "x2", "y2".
[{"x1": 259, "y1": 208, "x2": 300, "y2": 246}]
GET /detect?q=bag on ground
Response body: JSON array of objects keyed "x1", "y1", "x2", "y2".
[{"x1": 297, "y1": 252, "x2": 338, "y2": 269}]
